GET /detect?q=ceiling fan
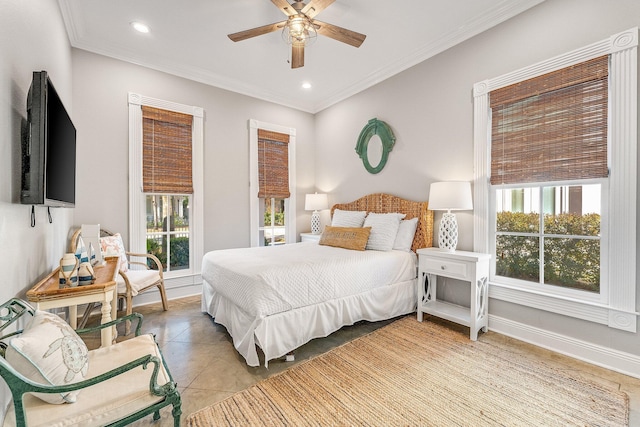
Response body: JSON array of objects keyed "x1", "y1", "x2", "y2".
[{"x1": 227, "y1": 0, "x2": 366, "y2": 69}]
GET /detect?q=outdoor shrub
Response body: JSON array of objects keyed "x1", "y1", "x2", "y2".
[{"x1": 496, "y1": 212, "x2": 600, "y2": 292}]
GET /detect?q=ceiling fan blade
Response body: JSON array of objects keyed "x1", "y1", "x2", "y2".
[
  {"x1": 228, "y1": 21, "x2": 286, "y2": 42},
  {"x1": 271, "y1": 0, "x2": 296, "y2": 16},
  {"x1": 313, "y1": 20, "x2": 366, "y2": 48},
  {"x1": 291, "y1": 43, "x2": 305, "y2": 69},
  {"x1": 301, "y1": 0, "x2": 335, "y2": 19}
]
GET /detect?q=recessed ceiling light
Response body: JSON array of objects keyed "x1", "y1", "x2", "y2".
[
  {"x1": 302, "y1": 82, "x2": 312, "y2": 89},
  {"x1": 131, "y1": 21, "x2": 150, "y2": 34}
]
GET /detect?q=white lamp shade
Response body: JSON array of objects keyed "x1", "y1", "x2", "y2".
[
  {"x1": 428, "y1": 181, "x2": 473, "y2": 211},
  {"x1": 305, "y1": 193, "x2": 328, "y2": 211}
]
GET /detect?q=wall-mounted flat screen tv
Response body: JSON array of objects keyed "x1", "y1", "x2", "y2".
[{"x1": 21, "y1": 70, "x2": 76, "y2": 207}]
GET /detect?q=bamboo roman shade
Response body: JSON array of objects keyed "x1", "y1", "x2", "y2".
[
  {"x1": 257, "y1": 129, "x2": 290, "y2": 199},
  {"x1": 142, "y1": 106, "x2": 193, "y2": 194},
  {"x1": 489, "y1": 55, "x2": 609, "y2": 185}
]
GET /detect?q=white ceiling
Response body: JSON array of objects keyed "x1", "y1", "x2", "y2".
[{"x1": 58, "y1": 0, "x2": 543, "y2": 113}]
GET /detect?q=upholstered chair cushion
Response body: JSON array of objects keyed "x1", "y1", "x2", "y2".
[{"x1": 116, "y1": 270, "x2": 161, "y2": 296}]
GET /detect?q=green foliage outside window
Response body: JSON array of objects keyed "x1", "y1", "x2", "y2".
[
  {"x1": 147, "y1": 236, "x2": 190, "y2": 271},
  {"x1": 264, "y1": 211, "x2": 285, "y2": 226},
  {"x1": 496, "y1": 212, "x2": 600, "y2": 292}
]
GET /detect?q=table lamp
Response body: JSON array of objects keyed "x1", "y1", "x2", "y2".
[
  {"x1": 428, "y1": 181, "x2": 473, "y2": 251},
  {"x1": 305, "y1": 193, "x2": 328, "y2": 234}
]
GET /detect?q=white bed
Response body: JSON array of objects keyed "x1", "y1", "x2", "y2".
[{"x1": 201, "y1": 193, "x2": 434, "y2": 367}]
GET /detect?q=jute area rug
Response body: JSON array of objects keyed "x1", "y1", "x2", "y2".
[{"x1": 187, "y1": 317, "x2": 628, "y2": 426}]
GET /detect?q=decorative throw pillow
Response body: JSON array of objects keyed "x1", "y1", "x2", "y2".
[
  {"x1": 331, "y1": 209, "x2": 367, "y2": 228},
  {"x1": 319, "y1": 226, "x2": 372, "y2": 251},
  {"x1": 393, "y1": 218, "x2": 419, "y2": 252},
  {"x1": 363, "y1": 212, "x2": 406, "y2": 251},
  {"x1": 100, "y1": 233, "x2": 128, "y2": 272},
  {"x1": 6, "y1": 310, "x2": 89, "y2": 404}
]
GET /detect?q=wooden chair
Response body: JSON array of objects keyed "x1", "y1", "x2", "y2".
[
  {"x1": 0, "y1": 298, "x2": 181, "y2": 426},
  {"x1": 70, "y1": 228, "x2": 169, "y2": 335}
]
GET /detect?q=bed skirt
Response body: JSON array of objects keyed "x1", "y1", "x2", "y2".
[{"x1": 201, "y1": 279, "x2": 417, "y2": 367}]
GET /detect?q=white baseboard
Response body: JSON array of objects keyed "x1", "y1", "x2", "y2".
[
  {"x1": 489, "y1": 315, "x2": 640, "y2": 379},
  {"x1": 130, "y1": 283, "x2": 202, "y2": 308}
]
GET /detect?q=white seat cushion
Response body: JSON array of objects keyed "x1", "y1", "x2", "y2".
[
  {"x1": 117, "y1": 270, "x2": 161, "y2": 296},
  {"x1": 3, "y1": 334, "x2": 170, "y2": 427}
]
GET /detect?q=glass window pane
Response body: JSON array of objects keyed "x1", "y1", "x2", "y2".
[
  {"x1": 495, "y1": 235, "x2": 540, "y2": 283},
  {"x1": 496, "y1": 188, "x2": 540, "y2": 232},
  {"x1": 145, "y1": 194, "x2": 190, "y2": 272},
  {"x1": 543, "y1": 185, "x2": 601, "y2": 236},
  {"x1": 259, "y1": 197, "x2": 287, "y2": 246},
  {"x1": 273, "y1": 198, "x2": 285, "y2": 226},
  {"x1": 146, "y1": 195, "x2": 166, "y2": 270},
  {"x1": 170, "y1": 235, "x2": 189, "y2": 270},
  {"x1": 544, "y1": 238, "x2": 600, "y2": 292},
  {"x1": 170, "y1": 195, "x2": 190, "y2": 271},
  {"x1": 262, "y1": 198, "x2": 270, "y2": 227}
]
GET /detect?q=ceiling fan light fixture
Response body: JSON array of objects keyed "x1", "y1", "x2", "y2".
[{"x1": 282, "y1": 15, "x2": 317, "y2": 47}]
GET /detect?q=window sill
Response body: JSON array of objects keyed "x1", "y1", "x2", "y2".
[{"x1": 489, "y1": 281, "x2": 638, "y2": 332}]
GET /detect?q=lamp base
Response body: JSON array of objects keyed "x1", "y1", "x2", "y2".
[
  {"x1": 311, "y1": 211, "x2": 321, "y2": 234},
  {"x1": 438, "y1": 212, "x2": 458, "y2": 252}
]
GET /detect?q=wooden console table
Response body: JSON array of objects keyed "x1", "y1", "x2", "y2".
[{"x1": 26, "y1": 256, "x2": 119, "y2": 347}]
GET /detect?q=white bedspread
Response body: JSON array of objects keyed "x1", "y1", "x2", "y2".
[{"x1": 201, "y1": 242, "x2": 417, "y2": 318}]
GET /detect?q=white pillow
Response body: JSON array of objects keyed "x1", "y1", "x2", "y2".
[
  {"x1": 393, "y1": 218, "x2": 419, "y2": 252},
  {"x1": 100, "y1": 233, "x2": 128, "y2": 272},
  {"x1": 363, "y1": 212, "x2": 406, "y2": 251},
  {"x1": 331, "y1": 209, "x2": 367, "y2": 228},
  {"x1": 6, "y1": 310, "x2": 89, "y2": 404}
]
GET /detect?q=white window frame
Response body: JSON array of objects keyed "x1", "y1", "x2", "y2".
[
  {"x1": 128, "y1": 93, "x2": 204, "y2": 281},
  {"x1": 249, "y1": 119, "x2": 297, "y2": 247},
  {"x1": 489, "y1": 180, "x2": 608, "y2": 305},
  {"x1": 473, "y1": 28, "x2": 638, "y2": 332}
]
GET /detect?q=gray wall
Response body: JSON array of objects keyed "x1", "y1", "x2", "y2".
[
  {"x1": 71, "y1": 50, "x2": 316, "y2": 253},
  {"x1": 315, "y1": 0, "x2": 640, "y2": 357},
  {"x1": 0, "y1": 0, "x2": 74, "y2": 302}
]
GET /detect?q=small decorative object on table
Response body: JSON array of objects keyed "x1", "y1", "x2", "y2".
[
  {"x1": 58, "y1": 253, "x2": 79, "y2": 288},
  {"x1": 74, "y1": 236, "x2": 96, "y2": 285},
  {"x1": 78, "y1": 261, "x2": 96, "y2": 286}
]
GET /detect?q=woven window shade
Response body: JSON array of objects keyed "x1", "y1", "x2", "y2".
[
  {"x1": 257, "y1": 129, "x2": 290, "y2": 199},
  {"x1": 490, "y1": 55, "x2": 609, "y2": 185},
  {"x1": 142, "y1": 106, "x2": 193, "y2": 193}
]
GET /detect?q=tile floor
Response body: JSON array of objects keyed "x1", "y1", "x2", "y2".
[{"x1": 91, "y1": 296, "x2": 640, "y2": 426}]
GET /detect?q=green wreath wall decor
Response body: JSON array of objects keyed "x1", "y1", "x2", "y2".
[{"x1": 355, "y1": 118, "x2": 396, "y2": 174}]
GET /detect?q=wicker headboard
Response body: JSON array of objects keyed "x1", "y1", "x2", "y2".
[{"x1": 330, "y1": 193, "x2": 433, "y2": 252}]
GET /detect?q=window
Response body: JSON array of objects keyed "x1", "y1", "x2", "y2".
[
  {"x1": 473, "y1": 28, "x2": 637, "y2": 331},
  {"x1": 493, "y1": 184, "x2": 603, "y2": 294},
  {"x1": 249, "y1": 120, "x2": 296, "y2": 247},
  {"x1": 488, "y1": 55, "x2": 608, "y2": 300},
  {"x1": 142, "y1": 106, "x2": 192, "y2": 271},
  {"x1": 128, "y1": 93, "x2": 204, "y2": 285}
]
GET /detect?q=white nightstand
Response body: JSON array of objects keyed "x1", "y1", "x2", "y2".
[
  {"x1": 300, "y1": 232, "x2": 321, "y2": 242},
  {"x1": 416, "y1": 248, "x2": 490, "y2": 340}
]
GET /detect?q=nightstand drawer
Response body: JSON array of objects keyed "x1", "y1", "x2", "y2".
[{"x1": 422, "y1": 258, "x2": 468, "y2": 280}]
